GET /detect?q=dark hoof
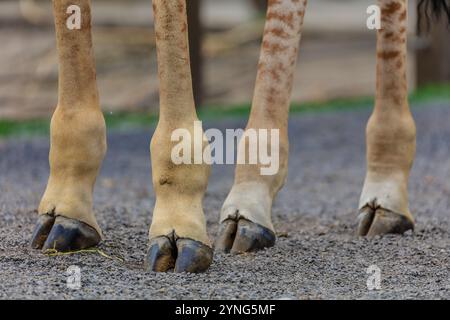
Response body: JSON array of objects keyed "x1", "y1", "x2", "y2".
[
  {"x1": 31, "y1": 214, "x2": 55, "y2": 249},
  {"x1": 31, "y1": 215, "x2": 101, "y2": 252},
  {"x1": 215, "y1": 219, "x2": 237, "y2": 252},
  {"x1": 146, "y1": 235, "x2": 213, "y2": 273},
  {"x1": 357, "y1": 207, "x2": 414, "y2": 237},
  {"x1": 146, "y1": 236, "x2": 176, "y2": 272},
  {"x1": 215, "y1": 218, "x2": 276, "y2": 254}
]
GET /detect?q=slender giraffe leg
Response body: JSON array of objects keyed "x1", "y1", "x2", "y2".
[
  {"x1": 357, "y1": 0, "x2": 415, "y2": 236},
  {"x1": 216, "y1": 0, "x2": 307, "y2": 253},
  {"x1": 31, "y1": 0, "x2": 106, "y2": 251},
  {"x1": 145, "y1": 0, "x2": 213, "y2": 273}
]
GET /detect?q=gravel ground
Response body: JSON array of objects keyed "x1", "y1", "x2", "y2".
[{"x1": 0, "y1": 103, "x2": 449, "y2": 300}]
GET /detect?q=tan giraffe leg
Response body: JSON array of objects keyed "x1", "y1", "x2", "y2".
[
  {"x1": 216, "y1": 0, "x2": 307, "y2": 253},
  {"x1": 145, "y1": 0, "x2": 213, "y2": 273},
  {"x1": 357, "y1": 0, "x2": 415, "y2": 236},
  {"x1": 30, "y1": 0, "x2": 106, "y2": 251}
]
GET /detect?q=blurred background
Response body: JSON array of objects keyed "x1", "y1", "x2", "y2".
[{"x1": 0, "y1": 0, "x2": 449, "y2": 120}]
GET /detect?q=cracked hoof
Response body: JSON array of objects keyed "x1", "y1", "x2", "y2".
[
  {"x1": 146, "y1": 235, "x2": 213, "y2": 273},
  {"x1": 357, "y1": 207, "x2": 414, "y2": 237},
  {"x1": 30, "y1": 215, "x2": 101, "y2": 252},
  {"x1": 215, "y1": 218, "x2": 276, "y2": 254}
]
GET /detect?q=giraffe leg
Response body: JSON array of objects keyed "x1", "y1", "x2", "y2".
[
  {"x1": 357, "y1": 0, "x2": 415, "y2": 236},
  {"x1": 216, "y1": 0, "x2": 307, "y2": 253},
  {"x1": 145, "y1": 0, "x2": 212, "y2": 273},
  {"x1": 31, "y1": 0, "x2": 106, "y2": 252}
]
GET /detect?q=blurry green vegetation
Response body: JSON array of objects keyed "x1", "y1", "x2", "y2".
[{"x1": 1, "y1": 83, "x2": 449, "y2": 138}]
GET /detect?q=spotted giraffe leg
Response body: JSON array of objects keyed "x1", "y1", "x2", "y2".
[
  {"x1": 145, "y1": 0, "x2": 213, "y2": 273},
  {"x1": 357, "y1": 0, "x2": 415, "y2": 236},
  {"x1": 216, "y1": 0, "x2": 308, "y2": 253},
  {"x1": 30, "y1": 0, "x2": 106, "y2": 252}
]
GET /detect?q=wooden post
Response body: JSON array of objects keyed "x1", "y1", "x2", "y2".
[
  {"x1": 186, "y1": 0, "x2": 203, "y2": 107},
  {"x1": 252, "y1": 0, "x2": 268, "y2": 13},
  {"x1": 416, "y1": 14, "x2": 450, "y2": 86}
]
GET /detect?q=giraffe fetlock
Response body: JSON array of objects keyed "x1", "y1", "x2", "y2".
[
  {"x1": 216, "y1": 134, "x2": 288, "y2": 253},
  {"x1": 357, "y1": 110, "x2": 416, "y2": 236},
  {"x1": 32, "y1": 108, "x2": 106, "y2": 251},
  {"x1": 146, "y1": 122, "x2": 213, "y2": 273},
  {"x1": 357, "y1": 148, "x2": 416, "y2": 236}
]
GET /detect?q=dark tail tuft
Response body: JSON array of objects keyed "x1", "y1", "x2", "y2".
[{"x1": 418, "y1": 0, "x2": 450, "y2": 33}]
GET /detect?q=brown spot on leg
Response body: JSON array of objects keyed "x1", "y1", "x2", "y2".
[{"x1": 378, "y1": 50, "x2": 401, "y2": 60}]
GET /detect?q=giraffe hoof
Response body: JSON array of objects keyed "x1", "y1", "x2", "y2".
[
  {"x1": 215, "y1": 218, "x2": 276, "y2": 254},
  {"x1": 357, "y1": 207, "x2": 414, "y2": 237},
  {"x1": 146, "y1": 236, "x2": 213, "y2": 273},
  {"x1": 31, "y1": 215, "x2": 101, "y2": 252}
]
